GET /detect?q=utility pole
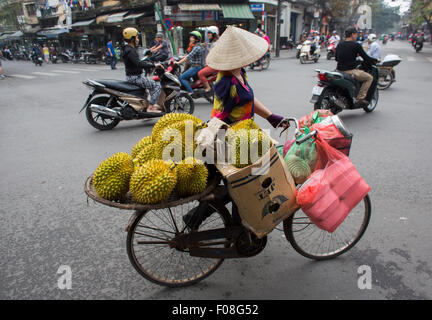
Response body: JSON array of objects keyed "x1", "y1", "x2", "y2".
[{"x1": 275, "y1": 0, "x2": 282, "y2": 57}]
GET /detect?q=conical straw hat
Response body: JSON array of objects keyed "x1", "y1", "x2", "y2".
[{"x1": 206, "y1": 26, "x2": 269, "y2": 71}]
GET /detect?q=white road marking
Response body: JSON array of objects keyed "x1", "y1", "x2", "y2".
[
  {"x1": 52, "y1": 69, "x2": 79, "y2": 74},
  {"x1": 32, "y1": 72, "x2": 61, "y2": 76},
  {"x1": 427, "y1": 57, "x2": 432, "y2": 63},
  {"x1": 407, "y1": 56, "x2": 416, "y2": 62},
  {"x1": 69, "y1": 68, "x2": 103, "y2": 72},
  {"x1": 9, "y1": 74, "x2": 37, "y2": 79}
]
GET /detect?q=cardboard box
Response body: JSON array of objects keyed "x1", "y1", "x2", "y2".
[{"x1": 216, "y1": 145, "x2": 299, "y2": 238}]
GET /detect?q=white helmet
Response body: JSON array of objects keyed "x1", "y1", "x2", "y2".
[
  {"x1": 207, "y1": 26, "x2": 219, "y2": 36},
  {"x1": 367, "y1": 34, "x2": 377, "y2": 41}
]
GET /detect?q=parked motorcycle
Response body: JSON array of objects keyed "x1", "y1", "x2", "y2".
[
  {"x1": 377, "y1": 54, "x2": 402, "y2": 90},
  {"x1": 60, "y1": 49, "x2": 76, "y2": 63},
  {"x1": 310, "y1": 59, "x2": 379, "y2": 114},
  {"x1": 80, "y1": 64, "x2": 194, "y2": 130},
  {"x1": 326, "y1": 40, "x2": 336, "y2": 60},
  {"x1": 249, "y1": 52, "x2": 271, "y2": 70},
  {"x1": 50, "y1": 54, "x2": 58, "y2": 64},
  {"x1": 299, "y1": 40, "x2": 321, "y2": 64}
]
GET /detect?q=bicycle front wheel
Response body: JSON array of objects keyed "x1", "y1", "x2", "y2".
[
  {"x1": 284, "y1": 195, "x2": 371, "y2": 260},
  {"x1": 126, "y1": 201, "x2": 231, "y2": 287}
]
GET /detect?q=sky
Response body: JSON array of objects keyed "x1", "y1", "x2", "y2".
[{"x1": 383, "y1": 0, "x2": 411, "y2": 14}]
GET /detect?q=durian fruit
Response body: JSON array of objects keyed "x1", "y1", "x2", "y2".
[
  {"x1": 175, "y1": 157, "x2": 208, "y2": 197},
  {"x1": 154, "y1": 120, "x2": 201, "y2": 162},
  {"x1": 93, "y1": 152, "x2": 134, "y2": 200},
  {"x1": 129, "y1": 159, "x2": 177, "y2": 204},
  {"x1": 229, "y1": 128, "x2": 272, "y2": 168},
  {"x1": 285, "y1": 155, "x2": 311, "y2": 185},
  {"x1": 152, "y1": 113, "x2": 203, "y2": 143},
  {"x1": 133, "y1": 143, "x2": 158, "y2": 167},
  {"x1": 230, "y1": 119, "x2": 260, "y2": 132},
  {"x1": 131, "y1": 135, "x2": 152, "y2": 159}
]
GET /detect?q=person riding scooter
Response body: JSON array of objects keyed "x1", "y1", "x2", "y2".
[
  {"x1": 335, "y1": 27, "x2": 378, "y2": 108},
  {"x1": 366, "y1": 34, "x2": 381, "y2": 60},
  {"x1": 121, "y1": 27, "x2": 162, "y2": 113},
  {"x1": 176, "y1": 31, "x2": 205, "y2": 94},
  {"x1": 149, "y1": 32, "x2": 169, "y2": 62}
]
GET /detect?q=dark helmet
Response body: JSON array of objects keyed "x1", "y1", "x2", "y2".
[{"x1": 345, "y1": 27, "x2": 358, "y2": 38}]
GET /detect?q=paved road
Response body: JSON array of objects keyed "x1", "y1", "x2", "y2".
[{"x1": 1, "y1": 40, "x2": 431, "y2": 300}]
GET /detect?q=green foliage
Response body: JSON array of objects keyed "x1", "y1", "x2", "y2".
[{"x1": 370, "y1": 0, "x2": 401, "y2": 33}]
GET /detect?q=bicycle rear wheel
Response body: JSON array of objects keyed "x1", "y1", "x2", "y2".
[
  {"x1": 126, "y1": 201, "x2": 231, "y2": 287},
  {"x1": 284, "y1": 195, "x2": 371, "y2": 260}
]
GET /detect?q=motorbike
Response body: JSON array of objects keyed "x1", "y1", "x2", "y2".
[
  {"x1": 377, "y1": 54, "x2": 402, "y2": 90},
  {"x1": 60, "y1": 49, "x2": 76, "y2": 63},
  {"x1": 156, "y1": 57, "x2": 217, "y2": 104},
  {"x1": 310, "y1": 59, "x2": 379, "y2": 114},
  {"x1": 413, "y1": 39, "x2": 423, "y2": 53},
  {"x1": 382, "y1": 36, "x2": 388, "y2": 45},
  {"x1": 31, "y1": 52, "x2": 43, "y2": 66},
  {"x1": 296, "y1": 42, "x2": 302, "y2": 59},
  {"x1": 80, "y1": 64, "x2": 194, "y2": 130},
  {"x1": 299, "y1": 40, "x2": 321, "y2": 64},
  {"x1": 50, "y1": 53, "x2": 58, "y2": 64},
  {"x1": 326, "y1": 40, "x2": 336, "y2": 60},
  {"x1": 249, "y1": 51, "x2": 271, "y2": 70}
]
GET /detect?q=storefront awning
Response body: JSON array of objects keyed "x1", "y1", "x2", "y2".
[
  {"x1": 0, "y1": 33, "x2": 14, "y2": 41},
  {"x1": 71, "y1": 19, "x2": 95, "y2": 27},
  {"x1": 6, "y1": 30, "x2": 23, "y2": 40},
  {"x1": 106, "y1": 11, "x2": 128, "y2": 23},
  {"x1": 221, "y1": 4, "x2": 255, "y2": 19},
  {"x1": 123, "y1": 12, "x2": 147, "y2": 20},
  {"x1": 178, "y1": 4, "x2": 222, "y2": 11},
  {"x1": 37, "y1": 28, "x2": 69, "y2": 39}
]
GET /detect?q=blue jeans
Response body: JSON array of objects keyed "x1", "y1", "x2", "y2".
[
  {"x1": 179, "y1": 66, "x2": 202, "y2": 93},
  {"x1": 110, "y1": 56, "x2": 117, "y2": 69}
]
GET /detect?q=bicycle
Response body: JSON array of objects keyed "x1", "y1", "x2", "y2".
[{"x1": 84, "y1": 117, "x2": 371, "y2": 287}]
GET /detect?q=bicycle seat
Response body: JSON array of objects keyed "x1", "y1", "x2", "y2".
[{"x1": 95, "y1": 79, "x2": 142, "y2": 92}]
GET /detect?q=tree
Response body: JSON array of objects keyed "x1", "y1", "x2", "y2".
[
  {"x1": 410, "y1": 0, "x2": 432, "y2": 42},
  {"x1": 314, "y1": 0, "x2": 362, "y2": 35},
  {"x1": 370, "y1": 0, "x2": 401, "y2": 34},
  {"x1": 0, "y1": 0, "x2": 23, "y2": 31}
]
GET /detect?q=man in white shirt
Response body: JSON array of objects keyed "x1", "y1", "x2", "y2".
[{"x1": 366, "y1": 34, "x2": 381, "y2": 60}]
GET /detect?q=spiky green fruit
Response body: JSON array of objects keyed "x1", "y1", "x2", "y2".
[
  {"x1": 154, "y1": 120, "x2": 201, "y2": 163},
  {"x1": 133, "y1": 143, "x2": 158, "y2": 167},
  {"x1": 175, "y1": 157, "x2": 208, "y2": 197},
  {"x1": 152, "y1": 113, "x2": 203, "y2": 143},
  {"x1": 129, "y1": 159, "x2": 177, "y2": 204},
  {"x1": 131, "y1": 136, "x2": 152, "y2": 159},
  {"x1": 229, "y1": 128, "x2": 272, "y2": 168},
  {"x1": 93, "y1": 152, "x2": 134, "y2": 200}
]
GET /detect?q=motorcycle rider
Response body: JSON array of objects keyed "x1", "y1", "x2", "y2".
[
  {"x1": 329, "y1": 30, "x2": 340, "y2": 47},
  {"x1": 176, "y1": 31, "x2": 205, "y2": 94},
  {"x1": 335, "y1": 26, "x2": 378, "y2": 107},
  {"x1": 121, "y1": 27, "x2": 162, "y2": 113},
  {"x1": 366, "y1": 34, "x2": 381, "y2": 60},
  {"x1": 149, "y1": 32, "x2": 169, "y2": 62},
  {"x1": 414, "y1": 32, "x2": 425, "y2": 51},
  {"x1": 31, "y1": 43, "x2": 41, "y2": 63},
  {"x1": 310, "y1": 31, "x2": 320, "y2": 56},
  {"x1": 197, "y1": 26, "x2": 219, "y2": 92}
]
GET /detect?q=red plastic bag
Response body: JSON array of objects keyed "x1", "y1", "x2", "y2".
[
  {"x1": 298, "y1": 109, "x2": 333, "y2": 129},
  {"x1": 296, "y1": 134, "x2": 370, "y2": 233}
]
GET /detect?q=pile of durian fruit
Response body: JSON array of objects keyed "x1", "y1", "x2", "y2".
[{"x1": 91, "y1": 114, "x2": 273, "y2": 205}]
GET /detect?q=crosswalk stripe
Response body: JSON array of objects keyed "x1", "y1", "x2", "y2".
[
  {"x1": 32, "y1": 72, "x2": 61, "y2": 76},
  {"x1": 407, "y1": 56, "x2": 416, "y2": 62},
  {"x1": 9, "y1": 74, "x2": 36, "y2": 79},
  {"x1": 52, "y1": 69, "x2": 79, "y2": 74},
  {"x1": 69, "y1": 68, "x2": 103, "y2": 72}
]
